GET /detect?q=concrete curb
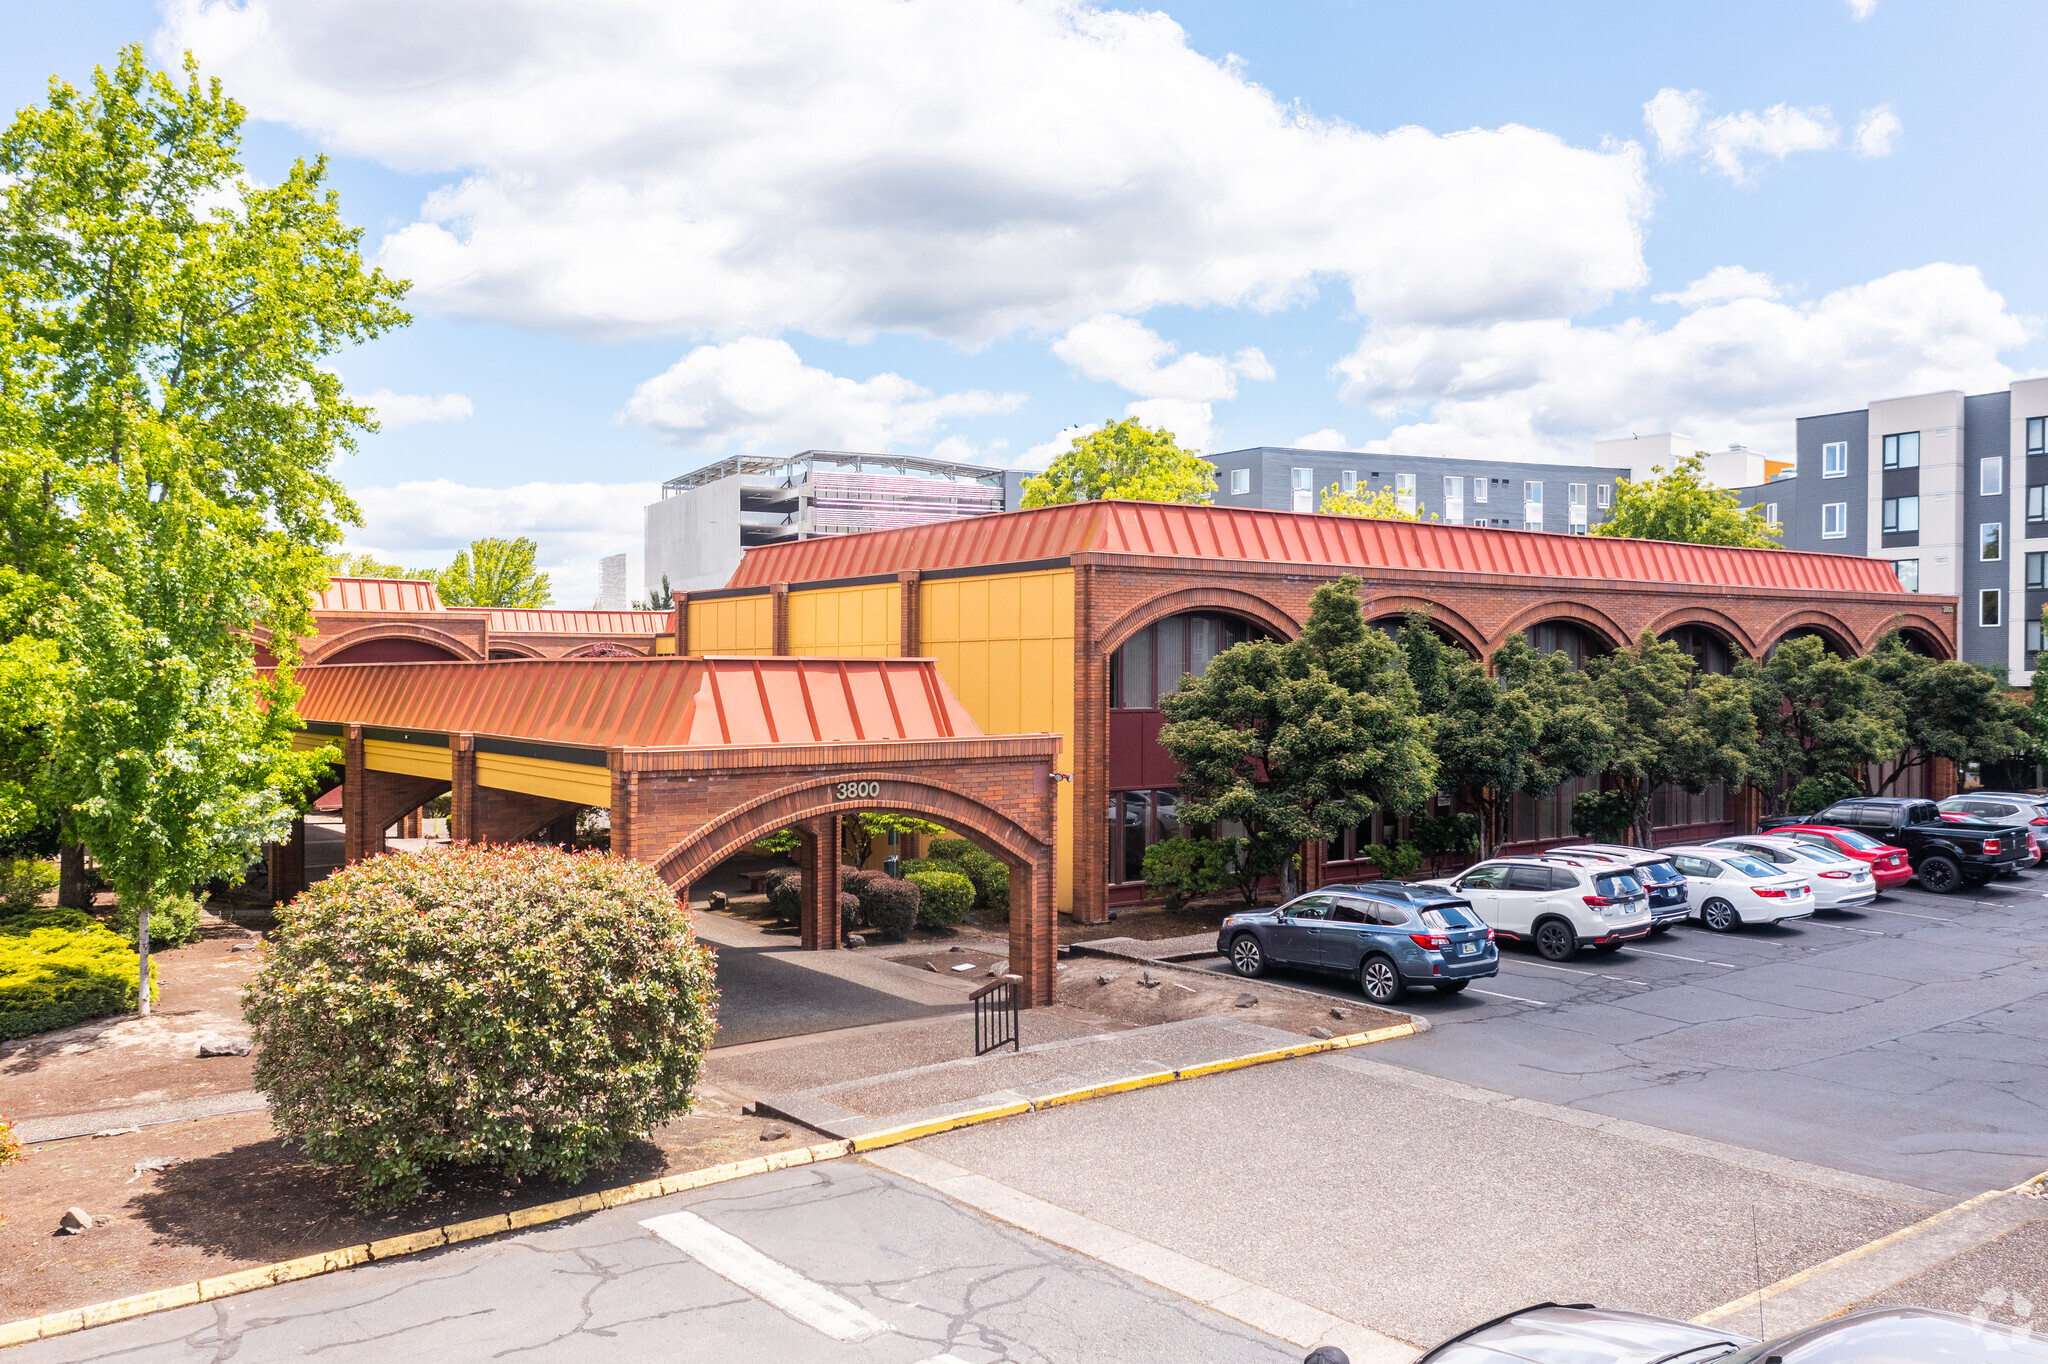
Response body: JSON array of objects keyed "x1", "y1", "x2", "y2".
[{"x1": 0, "y1": 1021, "x2": 1415, "y2": 1350}]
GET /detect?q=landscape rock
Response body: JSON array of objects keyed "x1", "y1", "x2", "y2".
[
  {"x1": 1329, "y1": 1008, "x2": 1349, "y2": 1020},
  {"x1": 228, "y1": 942, "x2": 253, "y2": 952},
  {"x1": 760, "y1": 1125, "x2": 790, "y2": 1141},
  {"x1": 1097, "y1": 973, "x2": 1116, "y2": 985},
  {"x1": 1307, "y1": 1026, "x2": 1334, "y2": 1039},
  {"x1": 197, "y1": 1036, "x2": 251, "y2": 1057},
  {"x1": 708, "y1": 891, "x2": 730, "y2": 912},
  {"x1": 1235, "y1": 993, "x2": 1258, "y2": 1008},
  {"x1": 58, "y1": 1207, "x2": 97, "y2": 1235},
  {"x1": 91, "y1": 1127, "x2": 139, "y2": 1139},
  {"x1": 923, "y1": 961, "x2": 939, "y2": 972},
  {"x1": 949, "y1": 945, "x2": 963, "y2": 952},
  {"x1": 128, "y1": 1156, "x2": 190, "y2": 1183},
  {"x1": 845, "y1": 934, "x2": 866, "y2": 948}
]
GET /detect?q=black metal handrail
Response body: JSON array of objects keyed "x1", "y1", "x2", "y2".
[{"x1": 971, "y1": 972, "x2": 1022, "y2": 1056}]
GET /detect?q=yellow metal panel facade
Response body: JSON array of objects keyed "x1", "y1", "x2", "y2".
[
  {"x1": 788, "y1": 583, "x2": 900, "y2": 657},
  {"x1": 919, "y1": 568, "x2": 1075, "y2": 910},
  {"x1": 290, "y1": 732, "x2": 337, "y2": 753},
  {"x1": 364, "y1": 739, "x2": 453, "y2": 781},
  {"x1": 653, "y1": 635, "x2": 677, "y2": 655},
  {"x1": 686, "y1": 594, "x2": 773, "y2": 655},
  {"x1": 475, "y1": 751, "x2": 613, "y2": 806}
]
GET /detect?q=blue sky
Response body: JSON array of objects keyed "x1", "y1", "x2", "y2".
[{"x1": 5, "y1": 1, "x2": 2044, "y2": 602}]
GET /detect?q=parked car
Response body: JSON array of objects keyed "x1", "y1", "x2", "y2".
[
  {"x1": 1416, "y1": 1301, "x2": 2048, "y2": 1363},
  {"x1": 1938, "y1": 792, "x2": 2048, "y2": 865},
  {"x1": 1216, "y1": 885, "x2": 1497, "y2": 1003},
  {"x1": 1756, "y1": 823, "x2": 1913, "y2": 889},
  {"x1": 1759, "y1": 796, "x2": 2029, "y2": 892},
  {"x1": 1659, "y1": 846, "x2": 1813, "y2": 931},
  {"x1": 1545, "y1": 844, "x2": 1688, "y2": 932},
  {"x1": 1419, "y1": 856, "x2": 1652, "y2": 960},
  {"x1": 1705, "y1": 834, "x2": 1876, "y2": 911}
]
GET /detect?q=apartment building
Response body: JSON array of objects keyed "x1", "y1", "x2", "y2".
[
  {"x1": 1729, "y1": 379, "x2": 2048, "y2": 678},
  {"x1": 1205, "y1": 447, "x2": 1632, "y2": 534}
]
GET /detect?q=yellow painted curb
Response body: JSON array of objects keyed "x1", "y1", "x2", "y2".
[{"x1": 0, "y1": 1021, "x2": 1415, "y2": 1348}]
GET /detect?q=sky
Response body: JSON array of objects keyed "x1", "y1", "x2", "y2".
[{"x1": 5, "y1": 0, "x2": 2046, "y2": 604}]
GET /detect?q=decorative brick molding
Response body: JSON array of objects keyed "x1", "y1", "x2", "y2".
[
  {"x1": 305, "y1": 622, "x2": 487, "y2": 666},
  {"x1": 1755, "y1": 606, "x2": 1863, "y2": 657}
]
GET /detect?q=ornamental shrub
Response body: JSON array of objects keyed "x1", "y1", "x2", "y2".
[
  {"x1": 956, "y1": 848, "x2": 1010, "y2": 921},
  {"x1": 1142, "y1": 836, "x2": 1227, "y2": 912},
  {"x1": 1788, "y1": 772, "x2": 1863, "y2": 816},
  {"x1": 113, "y1": 892, "x2": 203, "y2": 950},
  {"x1": 0, "y1": 1112, "x2": 21, "y2": 1168},
  {"x1": 245, "y1": 844, "x2": 716, "y2": 1209},
  {"x1": 764, "y1": 866, "x2": 801, "y2": 922},
  {"x1": 1, "y1": 909, "x2": 155, "y2": 1040},
  {"x1": 906, "y1": 867, "x2": 974, "y2": 928},
  {"x1": 1570, "y1": 790, "x2": 1633, "y2": 844},
  {"x1": 1360, "y1": 841, "x2": 1425, "y2": 881},
  {"x1": 853, "y1": 874, "x2": 919, "y2": 940},
  {"x1": 928, "y1": 837, "x2": 976, "y2": 864},
  {"x1": 0, "y1": 859, "x2": 58, "y2": 919}
]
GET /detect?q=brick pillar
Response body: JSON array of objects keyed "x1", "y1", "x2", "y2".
[
  {"x1": 898, "y1": 570, "x2": 921, "y2": 657},
  {"x1": 1302, "y1": 838, "x2": 1327, "y2": 892},
  {"x1": 402, "y1": 808, "x2": 422, "y2": 839},
  {"x1": 267, "y1": 818, "x2": 306, "y2": 904},
  {"x1": 609, "y1": 757, "x2": 637, "y2": 863},
  {"x1": 1932, "y1": 756, "x2": 1960, "y2": 799},
  {"x1": 771, "y1": 583, "x2": 791, "y2": 656},
  {"x1": 672, "y1": 597, "x2": 689, "y2": 656},
  {"x1": 1071, "y1": 564, "x2": 1109, "y2": 924},
  {"x1": 450, "y1": 734, "x2": 478, "y2": 843},
  {"x1": 342, "y1": 725, "x2": 378, "y2": 864},
  {"x1": 799, "y1": 813, "x2": 842, "y2": 950},
  {"x1": 1009, "y1": 847, "x2": 1056, "y2": 1008}
]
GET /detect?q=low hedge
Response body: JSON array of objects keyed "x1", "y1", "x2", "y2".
[
  {"x1": 954, "y1": 848, "x2": 1010, "y2": 920},
  {"x1": 113, "y1": 892, "x2": 203, "y2": 950},
  {"x1": 927, "y1": 837, "x2": 977, "y2": 863},
  {"x1": 1, "y1": 909, "x2": 153, "y2": 1040},
  {"x1": 853, "y1": 874, "x2": 919, "y2": 940},
  {"x1": 906, "y1": 867, "x2": 974, "y2": 929},
  {"x1": 0, "y1": 859, "x2": 57, "y2": 919}
]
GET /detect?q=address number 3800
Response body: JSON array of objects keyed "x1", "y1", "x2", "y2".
[{"x1": 834, "y1": 780, "x2": 882, "y2": 800}]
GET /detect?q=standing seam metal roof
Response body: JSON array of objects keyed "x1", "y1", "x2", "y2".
[{"x1": 721, "y1": 500, "x2": 1908, "y2": 595}]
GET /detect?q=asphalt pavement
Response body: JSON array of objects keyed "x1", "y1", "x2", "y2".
[
  {"x1": 711, "y1": 941, "x2": 961, "y2": 1047},
  {"x1": 1195, "y1": 870, "x2": 2048, "y2": 1197}
]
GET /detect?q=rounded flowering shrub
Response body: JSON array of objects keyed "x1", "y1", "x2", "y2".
[
  {"x1": 245, "y1": 845, "x2": 717, "y2": 1209},
  {"x1": 906, "y1": 867, "x2": 975, "y2": 929}
]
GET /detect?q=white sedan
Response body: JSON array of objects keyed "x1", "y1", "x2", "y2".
[
  {"x1": 1706, "y1": 834, "x2": 1877, "y2": 912},
  {"x1": 1661, "y1": 846, "x2": 1816, "y2": 932}
]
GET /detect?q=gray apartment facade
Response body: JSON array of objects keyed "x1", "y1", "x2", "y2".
[
  {"x1": 1731, "y1": 379, "x2": 2048, "y2": 678},
  {"x1": 1206, "y1": 447, "x2": 1633, "y2": 535}
]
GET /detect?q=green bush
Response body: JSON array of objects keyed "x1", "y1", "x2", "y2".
[
  {"x1": 1788, "y1": 772, "x2": 1863, "y2": 816},
  {"x1": 1, "y1": 909, "x2": 154, "y2": 1040},
  {"x1": 113, "y1": 892, "x2": 203, "y2": 950},
  {"x1": 1142, "y1": 837, "x2": 1227, "y2": 912},
  {"x1": 898, "y1": 857, "x2": 939, "y2": 877},
  {"x1": 0, "y1": 859, "x2": 58, "y2": 919},
  {"x1": 1571, "y1": 790, "x2": 1633, "y2": 844},
  {"x1": 956, "y1": 848, "x2": 1011, "y2": 921},
  {"x1": 750, "y1": 828, "x2": 801, "y2": 857},
  {"x1": 927, "y1": 837, "x2": 976, "y2": 864},
  {"x1": 1410, "y1": 813, "x2": 1478, "y2": 866},
  {"x1": 764, "y1": 866, "x2": 801, "y2": 922},
  {"x1": 856, "y1": 874, "x2": 920, "y2": 940},
  {"x1": 246, "y1": 844, "x2": 715, "y2": 1209},
  {"x1": 1360, "y1": 841, "x2": 1425, "y2": 880},
  {"x1": 905, "y1": 867, "x2": 974, "y2": 928}
]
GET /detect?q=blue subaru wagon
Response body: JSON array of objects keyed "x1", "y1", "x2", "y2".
[{"x1": 1215, "y1": 884, "x2": 1498, "y2": 1004}]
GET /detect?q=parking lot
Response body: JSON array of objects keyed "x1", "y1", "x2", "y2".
[{"x1": 1195, "y1": 869, "x2": 2048, "y2": 1198}]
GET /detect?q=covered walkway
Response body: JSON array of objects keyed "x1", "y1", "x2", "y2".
[{"x1": 282, "y1": 655, "x2": 1064, "y2": 1005}]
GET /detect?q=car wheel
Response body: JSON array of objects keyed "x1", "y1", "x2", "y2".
[
  {"x1": 1358, "y1": 954, "x2": 1403, "y2": 1004},
  {"x1": 1916, "y1": 855, "x2": 1961, "y2": 895},
  {"x1": 1533, "y1": 917, "x2": 1577, "y2": 961},
  {"x1": 1229, "y1": 934, "x2": 1267, "y2": 978},
  {"x1": 1434, "y1": 979, "x2": 1470, "y2": 995},
  {"x1": 1700, "y1": 897, "x2": 1740, "y2": 933}
]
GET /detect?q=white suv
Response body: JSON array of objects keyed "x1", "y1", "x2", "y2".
[{"x1": 1424, "y1": 855, "x2": 1654, "y2": 961}]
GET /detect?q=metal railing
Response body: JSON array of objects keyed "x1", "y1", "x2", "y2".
[{"x1": 971, "y1": 972, "x2": 1022, "y2": 1056}]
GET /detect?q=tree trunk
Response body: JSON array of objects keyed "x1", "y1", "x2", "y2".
[
  {"x1": 137, "y1": 903, "x2": 151, "y2": 1018},
  {"x1": 59, "y1": 839, "x2": 91, "y2": 909},
  {"x1": 1279, "y1": 846, "x2": 1297, "y2": 900}
]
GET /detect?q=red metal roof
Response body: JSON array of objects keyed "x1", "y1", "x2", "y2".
[
  {"x1": 317, "y1": 577, "x2": 446, "y2": 613},
  {"x1": 294, "y1": 656, "x2": 983, "y2": 749},
  {"x1": 724, "y1": 500, "x2": 1907, "y2": 595},
  {"x1": 486, "y1": 608, "x2": 673, "y2": 634}
]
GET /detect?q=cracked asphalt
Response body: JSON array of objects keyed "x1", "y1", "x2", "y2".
[
  {"x1": 7, "y1": 1163, "x2": 1301, "y2": 1364},
  {"x1": 1197, "y1": 869, "x2": 2048, "y2": 1197}
]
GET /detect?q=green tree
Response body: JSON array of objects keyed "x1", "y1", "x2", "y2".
[
  {"x1": 1863, "y1": 633, "x2": 2030, "y2": 795},
  {"x1": 1321, "y1": 483, "x2": 1427, "y2": 520},
  {"x1": 1591, "y1": 454, "x2": 1781, "y2": 548},
  {"x1": 1583, "y1": 629, "x2": 1758, "y2": 847},
  {"x1": 636, "y1": 575, "x2": 676, "y2": 610},
  {"x1": 433, "y1": 536, "x2": 553, "y2": 607},
  {"x1": 1020, "y1": 418, "x2": 1215, "y2": 507},
  {"x1": 1159, "y1": 575, "x2": 1437, "y2": 898},
  {"x1": 329, "y1": 552, "x2": 425, "y2": 581},
  {"x1": 842, "y1": 813, "x2": 944, "y2": 867},
  {"x1": 1737, "y1": 634, "x2": 1901, "y2": 812}
]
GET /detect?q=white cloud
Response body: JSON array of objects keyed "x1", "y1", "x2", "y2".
[
  {"x1": 360, "y1": 388, "x2": 474, "y2": 429},
  {"x1": 161, "y1": 0, "x2": 1652, "y2": 342},
  {"x1": 1854, "y1": 105, "x2": 1903, "y2": 158},
  {"x1": 1335, "y1": 263, "x2": 2027, "y2": 462},
  {"x1": 1643, "y1": 88, "x2": 1837, "y2": 182},
  {"x1": 1846, "y1": 0, "x2": 1877, "y2": 19},
  {"x1": 1122, "y1": 398, "x2": 1219, "y2": 452},
  {"x1": 1053, "y1": 315, "x2": 1273, "y2": 401},
  {"x1": 622, "y1": 337, "x2": 1021, "y2": 452},
  {"x1": 1290, "y1": 429, "x2": 1352, "y2": 450},
  {"x1": 1024, "y1": 423, "x2": 1101, "y2": 469},
  {"x1": 348, "y1": 478, "x2": 661, "y2": 607},
  {"x1": 1651, "y1": 266, "x2": 1781, "y2": 307}
]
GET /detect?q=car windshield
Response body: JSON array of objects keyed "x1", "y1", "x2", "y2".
[
  {"x1": 1792, "y1": 844, "x2": 1852, "y2": 863},
  {"x1": 1419, "y1": 904, "x2": 1479, "y2": 930},
  {"x1": 1825, "y1": 828, "x2": 1885, "y2": 850},
  {"x1": 1592, "y1": 872, "x2": 1643, "y2": 898},
  {"x1": 1635, "y1": 860, "x2": 1682, "y2": 884},
  {"x1": 1725, "y1": 854, "x2": 1781, "y2": 879}
]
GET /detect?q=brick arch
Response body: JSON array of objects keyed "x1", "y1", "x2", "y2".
[
  {"x1": 1759, "y1": 608, "x2": 1861, "y2": 657},
  {"x1": 1097, "y1": 587, "x2": 1302, "y2": 657},
  {"x1": 655, "y1": 774, "x2": 1051, "y2": 890},
  {"x1": 1360, "y1": 596, "x2": 1487, "y2": 658},
  {"x1": 487, "y1": 641, "x2": 547, "y2": 660},
  {"x1": 1643, "y1": 605, "x2": 1762, "y2": 660},
  {"x1": 1494, "y1": 599, "x2": 1631, "y2": 653},
  {"x1": 304, "y1": 622, "x2": 484, "y2": 666},
  {"x1": 1870, "y1": 611, "x2": 1955, "y2": 661}
]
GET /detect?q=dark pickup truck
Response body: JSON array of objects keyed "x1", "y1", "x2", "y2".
[{"x1": 1760, "y1": 796, "x2": 2029, "y2": 893}]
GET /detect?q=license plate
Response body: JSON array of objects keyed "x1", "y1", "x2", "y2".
[{"x1": 1459, "y1": 942, "x2": 1478, "y2": 956}]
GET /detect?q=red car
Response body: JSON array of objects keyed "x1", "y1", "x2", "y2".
[{"x1": 1768, "y1": 824, "x2": 1913, "y2": 888}]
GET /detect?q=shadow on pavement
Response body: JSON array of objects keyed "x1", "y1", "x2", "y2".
[{"x1": 710, "y1": 942, "x2": 960, "y2": 1048}]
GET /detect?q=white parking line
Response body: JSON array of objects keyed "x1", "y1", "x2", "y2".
[
  {"x1": 1800, "y1": 920, "x2": 1888, "y2": 935},
  {"x1": 1853, "y1": 904, "x2": 1951, "y2": 921},
  {"x1": 641, "y1": 1211, "x2": 892, "y2": 1341},
  {"x1": 1469, "y1": 986, "x2": 1551, "y2": 1005},
  {"x1": 1510, "y1": 960, "x2": 1649, "y2": 985},
  {"x1": 1627, "y1": 947, "x2": 1738, "y2": 968}
]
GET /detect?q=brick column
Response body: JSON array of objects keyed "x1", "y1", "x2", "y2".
[
  {"x1": 450, "y1": 735, "x2": 478, "y2": 843},
  {"x1": 672, "y1": 597, "x2": 689, "y2": 656},
  {"x1": 1009, "y1": 847, "x2": 1056, "y2": 1007},
  {"x1": 341, "y1": 725, "x2": 377, "y2": 864},
  {"x1": 898, "y1": 570, "x2": 921, "y2": 657},
  {"x1": 1302, "y1": 838, "x2": 1327, "y2": 892},
  {"x1": 799, "y1": 813, "x2": 842, "y2": 950},
  {"x1": 1932, "y1": 756, "x2": 1960, "y2": 799},
  {"x1": 267, "y1": 817, "x2": 306, "y2": 904},
  {"x1": 609, "y1": 756, "x2": 637, "y2": 862},
  {"x1": 1070, "y1": 563, "x2": 1109, "y2": 924},
  {"x1": 771, "y1": 583, "x2": 791, "y2": 656}
]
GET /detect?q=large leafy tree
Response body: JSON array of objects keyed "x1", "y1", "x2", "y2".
[
  {"x1": 1737, "y1": 634, "x2": 1900, "y2": 812},
  {"x1": 2, "y1": 47, "x2": 407, "y2": 992},
  {"x1": 1591, "y1": 454, "x2": 1781, "y2": 548},
  {"x1": 1322, "y1": 483, "x2": 1425, "y2": 521},
  {"x1": 433, "y1": 535, "x2": 553, "y2": 608},
  {"x1": 1160, "y1": 576, "x2": 1437, "y2": 896},
  {"x1": 1583, "y1": 630, "x2": 1758, "y2": 847},
  {"x1": 1862, "y1": 633, "x2": 2030, "y2": 795},
  {"x1": 1020, "y1": 418, "x2": 1216, "y2": 507}
]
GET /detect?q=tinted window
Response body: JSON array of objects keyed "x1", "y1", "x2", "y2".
[
  {"x1": 1285, "y1": 896, "x2": 1332, "y2": 919},
  {"x1": 1506, "y1": 865, "x2": 1552, "y2": 891},
  {"x1": 1820, "y1": 803, "x2": 1864, "y2": 824},
  {"x1": 1330, "y1": 902, "x2": 1370, "y2": 924},
  {"x1": 1458, "y1": 864, "x2": 1508, "y2": 889},
  {"x1": 1829, "y1": 828, "x2": 1884, "y2": 850},
  {"x1": 1593, "y1": 872, "x2": 1643, "y2": 898},
  {"x1": 1636, "y1": 860, "x2": 1682, "y2": 884},
  {"x1": 1371, "y1": 902, "x2": 1414, "y2": 927},
  {"x1": 1986, "y1": 803, "x2": 2019, "y2": 818},
  {"x1": 1548, "y1": 868, "x2": 1582, "y2": 891},
  {"x1": 1794, "y1": 844, "x2": 1851, "y2": 864},
  {"x1": 1671, "y1": 854, "x2": 1719, "y2": 877},
  {"x1": 1420, "y1": 905, "x2": 1479, "y2": 931},
  {"x1": 1725, "y1": 854, "x2": 1781, "y2": 878},
  {"x1": 1906, "y1": 803, "x2": 1940, "y2": 823}
]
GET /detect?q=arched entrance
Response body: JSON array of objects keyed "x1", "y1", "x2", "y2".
[{"x1": 1660, "y1": 623, "x2": 1737, "y2": 676}]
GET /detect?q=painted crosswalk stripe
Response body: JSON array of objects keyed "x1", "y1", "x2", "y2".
[
  {"x1": 1469, "y1": 986, "x2": 1550, "y2": 1005},
  {"x1": 641, "y1": 1211, "x2": 891, "y2": 1341}
]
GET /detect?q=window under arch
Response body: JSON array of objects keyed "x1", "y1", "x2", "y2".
[{"x1": 1110, "y1": 612, "x2": 1269, "y2": 709}]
